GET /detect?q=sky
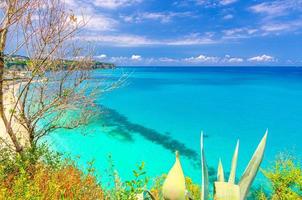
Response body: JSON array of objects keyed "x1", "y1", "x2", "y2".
[{"x1": 67, "y1": 0, "x2": 302, "y2": 66}]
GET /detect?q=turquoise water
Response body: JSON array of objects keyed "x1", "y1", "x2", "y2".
[{"x1": 47, "y1": 67, "x2": 302, "y2": 186}]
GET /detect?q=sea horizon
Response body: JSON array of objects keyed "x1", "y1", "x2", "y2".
[{"x1": 118, "y1": 66, "x2": 302, "y2": 67}]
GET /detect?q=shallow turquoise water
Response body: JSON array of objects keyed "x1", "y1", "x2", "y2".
[{"x1": 47, "y1": 67, "x2": 302, "y2": 186}]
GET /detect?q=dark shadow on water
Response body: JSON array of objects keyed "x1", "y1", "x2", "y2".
[
  {"x1": 107, "y1": 127, "x2": 134, "y2": 142},
  {"x1": 97, "y1": 105, "x2": 200, "y2": 165},
  {"x1": 94, "y1": 105, "x2": 245, "y2": 181}
]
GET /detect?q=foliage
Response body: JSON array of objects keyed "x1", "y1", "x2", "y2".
[
  {"x1": 96, "y1": 154, "x2": 201, "y2": 199},
  {"x1": 3, "y1": 55, "x2": 115, "y2": 71},
  {"x1": 2, "y1": 144, "x2": 301, "y2": 200},
  {"x1": 252, "y1": 188, "x2": 268, "y2": 200},
  {"x1": 0, "y1": 146, "x2": 104, "y2": 200},
  {"x1": 255, "y1": 154, "x2": 302, "y2": 200},
  {"x1": 150, "y1": 175, "x2": 166, "y2": 199},
  {"x1": 149, "y1": 175, "x2": 201, "y2": 199},
  {"x1": 185, "y1": 176, "x2": 201, "y2": 199},
  {"x1": 104, "y1": 155, "x2": 149, "y2": 199}
]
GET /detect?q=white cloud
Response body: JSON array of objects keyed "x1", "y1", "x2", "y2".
[
  {"x1": 64, "y1": 0, "x2": 78, "y2": 7},
  {"x1": 122, "y1": 12, "x2": 171, "y2": 23},
  {"x1": 222, "y1": 21, "x2": 302, "y2": 39},
  {"x1": 138, "y1": 12, "x2": 172, "y2": 23},
  {"x1": 224, "y1": 28, "x2": 258, "y2": 36},
  {"x1": 167, "y1": 37, "x2": 216, "y2": 45},
  {"x1": 228, "y1": 57, "x2": 243, "y2": 63},
  {"x1": 108, "y1": 56, "x2": 129, "y2": 64},
  {"x1": 260, "y1": 19, "x2": 302, "y2": 33},
  {"x1": 159, "y1": 57, "x2": 179, "y2": 63},
  {"x1": 184, "y1": 55, "x2": 219, "y2": 63},
  {"x1": 222, "y1": 28, "x2": 259, "y2": 39},
  {"x1": 65, "y1": 0, "x2": 95, "y2": 13},
  {"x1": 131, "y1": 54, "x2": 142, "y2": 60},
  {"x1": 106, "y1": 55, "x2": 153, "y2": 65},
  {"x1": 250, "y1": 0, "x2": 302, "y2": 18},
  {"x1": 250, "y1": 1, "x2": 291, "y2": 17},
  {"x1": 166, "y1": 33, "x2": 217, "y2": 45},
  {"x1": 76, "y1": 33, "x2": 217, "y2": 47},
  {"x1": 188, "y1": 0, "x2": 237, "y2": 7},
  {"x1": 195, "y1": 0, "x2": 206, "y2": 5},
  {"x1": 223, "y1": 14, "x2": 234, "y2": 20},
  {"x1": 76, "y1": 34, "x2": 155, "y2": 46},
  {"x1": 84, "y1": 15, "x2": 118, "y2": 31},
  {"x1": 220, "y1": 1, "x2": 302, "y2": 38},
  {"x1": 223, "y1": 55, "x2": 244, "y2": 63},
  {"x1": 248, "y1": 54, "x2": 275, "y2": 62},
  {"x1": 122, "y1": 11, "x2": 194, "y2": 23},
  {"x1": 95, "y1": 54, "x2": 107, "y2": 60},
  {"x1": 63, "y1": 0, "x2": 118, "y2": 32},
  {"x1": 249, "y1": 0, "x2": 302, "y2": 34},
  {"x1": 97, "y1": 54, "x2": 281, "y2": 66},
  {"x1": 261, "y1": 23, "x2": 291, "y2": 33},
  {"x1": 220, "y1": 0, "x2": 237, "y2": 6},
  {"x1": 93, "y1": 0, "x2": 142, "y2": 9}
]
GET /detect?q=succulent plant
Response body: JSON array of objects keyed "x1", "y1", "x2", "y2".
[
  {"x1": 162, "y1": 130, "x2": 268, "y2": 200},
  {"x1": 162, "y1": 151, "x2": 186, "y2": 200},
  {"x1": 211, "y1": 130, "x2": 268, "y2": 200}
]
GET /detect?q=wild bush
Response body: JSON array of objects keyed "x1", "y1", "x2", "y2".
[
  {"x1": 254, "y1": 154, "x2": 302, "y2": 200},
  {"x1": 0, "y1": 146, "x2": 104, "y2": 200}
]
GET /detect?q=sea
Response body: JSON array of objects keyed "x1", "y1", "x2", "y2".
[{"x1": 46, "y1": 66, "x2": 302, "y2": 188}]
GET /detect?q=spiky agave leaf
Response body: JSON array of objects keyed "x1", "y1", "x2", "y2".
[
  {"x1": 162, "y1": 151, "x2": 186, "y2": 200},
  {"x1": 229, "y1": 140, "x2": 239, "y2": 184},
  {"x1": 238, "y1": 130, "x2": 268, "y2": 200},
  {"x1": 217, "y1": 159, "x2": 225, "y2": 182},
  {"x1": 201, "y1": 132, "x2": 209, "y2": 200}
]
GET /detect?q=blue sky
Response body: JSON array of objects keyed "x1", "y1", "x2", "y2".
[{"x1": 66, "y1": 0, "x2": 302, "y2": 66}]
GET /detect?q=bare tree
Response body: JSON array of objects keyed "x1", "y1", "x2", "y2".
[{"x1": 0, "y1": 0, "x2": 116, "y2": 153}]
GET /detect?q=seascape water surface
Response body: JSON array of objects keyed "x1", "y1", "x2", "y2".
[{"x1": 47, "y1": 66, "x2": 302, "y2": 186}]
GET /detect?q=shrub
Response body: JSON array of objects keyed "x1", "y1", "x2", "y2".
[
  {"x1": 256, "y1": 154, "x2": 302, "y2": 200},
  {"x1": 103, "y1": 154, "x2": 149, "y2": 199},
  {"x1": 0, "y1": 146, "x2": 104, "y2": 200}
]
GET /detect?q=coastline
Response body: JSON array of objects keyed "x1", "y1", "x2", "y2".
[{"x1": 0, "y1": 81, "x2": 29, "y2": 150}]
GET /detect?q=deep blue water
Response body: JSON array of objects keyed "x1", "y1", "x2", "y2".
[{"x1": 47, "y1": 66, "x2": 302, "y2": 187}]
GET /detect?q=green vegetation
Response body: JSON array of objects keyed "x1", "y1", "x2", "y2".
[
  {"x1": 0, "y1": 146, "x2": 201, "y2": 200},
  {"x1": 0, "y1": 146, "x2": 104, "y2": 200},
  {"x1": 254, "y1": 154, "x2": 302, "y2": 200},
  {"x1": 0, "y1": 146, "x2": 300, "y2": 199},
  {"x1": 4, "y1": 55, "x2": 115, "y2": 71}
]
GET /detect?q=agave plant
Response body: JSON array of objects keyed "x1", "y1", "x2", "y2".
[
  {"x1": 162, "y1": 151, "x2": 186, "y2": 200},
  {"x1": 162, "y1": 130, "x2": 268, "y2": 200},
  {"x1": 210, "y1": 130, "x2": 267, "y2": 200}
]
